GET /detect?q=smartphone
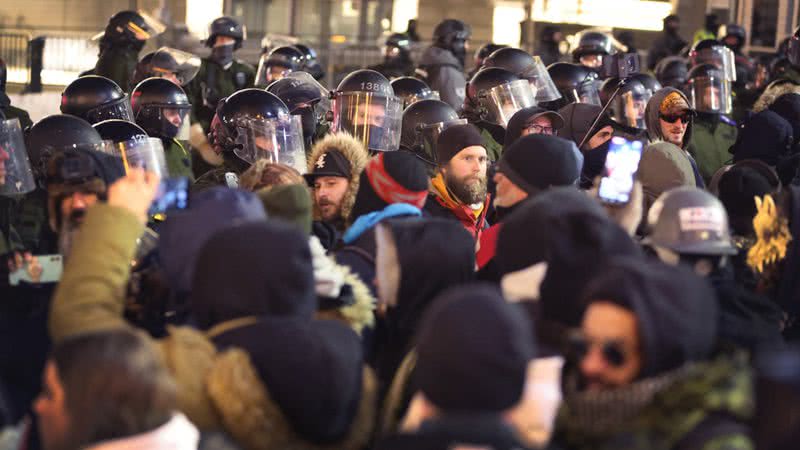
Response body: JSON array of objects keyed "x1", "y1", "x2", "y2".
[
  {"x1": 9, "y1": 254, "x2": 63, "y2": 286},
  {"x1": 598, "y1": 137, "x2": 643, "y2": 205},
  {"x1": 149, "y1": 177, "x2": 190, "y2": 216}
]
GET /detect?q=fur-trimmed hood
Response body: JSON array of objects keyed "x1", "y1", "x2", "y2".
[
  {"x1": 753, "y1": 80, "x2": 800, "y2": 113},
  {"x1": 307, "y1": 133, "x2": 370, "y2": 223},
  {"x1": 206, "y1": 320, "x2": 377, "y2": 450}
]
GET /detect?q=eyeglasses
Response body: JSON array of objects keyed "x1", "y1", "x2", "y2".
[
  {"x1": 568, "y1": 333, "x2": 629, "y2": 368},
  {"x1": 526, "y1": 123, "x2": 555, "y2": 135},
  {"x1": 659, "y1": 112, "x2": 693, "y2": 124}
]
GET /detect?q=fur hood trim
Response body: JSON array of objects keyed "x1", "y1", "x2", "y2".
[
  {"x1": 206, "y1": 348, "x2": 377, "y2": 450},
  {"x1": 306, "y1": 133, "x2": 370, "y2": 222}
]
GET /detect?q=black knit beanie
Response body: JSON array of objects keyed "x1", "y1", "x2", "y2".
[
  {"x1": 497, "y1": 134, "x2": 581, "y2": 194},
  {"x1": 415, "y1": 283, "x2": 535, "y2": 413},
  {"x1": 436, "y1": 123, "x2": 485, "y2": 166}
]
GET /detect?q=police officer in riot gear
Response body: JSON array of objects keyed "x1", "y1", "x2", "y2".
[
  {"x1": 647, "y1": 14, "x2": 686, "y2": 71},
  {"x1": 329, "y1": 69, "x2": 404, "y2": 153},
  {"x1": 267, "y1": 72, "x2": 330, "y2": 151},
  {"x1": 131, "y1": 47, "x2": 202, "y2": 88},
  {"x1": 85, "y1": 10, "x2": 165, "y2": 92},
  {"x1": 599, "y1": 77, "x2": 651, "y2": 130},
  {"x1": 783, "y1": 25, "x2": 800, "y2": 84},
  {"x1": 630, "y1": 73, "x2": 662, "y2": 96},
  {"x1": 255, "y1": 46, "x2": 305, "y2": 87},
  {"x1": 293, "y1": 43, "x2": 326, "y2": 81},
  {"x1": 654, "y1": 56, "x2": 689, "y2": 89},
  {"x1": 60, "y1": 76, "x2": 135, "y2": 125},
  {"x1": 17, "y1": 115, "x2": 110, "y2": 254},
  {"x1": 185, "y1": 17, "x2": 256, "y2": 135},
  {"x1": 419, "y1": 19, "x2": 471, "y2": 110},
  {"x1": 369, "y1": 33, "x2": 416, "y2": 80},
  {"x1": 195, "y1": 88, "x2": 306, "y2": 190},
  {"x1": 685, "y1": 63, "x2": 738, "y2": 183},
  {"x1": 131, "y1": 78, "x2": 194, "y2": 179},
  {"x1": 483, "y1": 47, "x2": 562, "y2": 104},
  {"x1": 391, "y1": 77, "x2": 439, "y2": 109},
  {"x1": 400, "y1": 98, "x2": 465, "y2": 172},
  {"x1": 463, "y1": 67, "x2": 536, "y2": 161},
  {"x1": 541, "y1": 62, "x2": 601, "y2": 111},
  {"x1": 572, "y1": 31, "x2": 613, "y2": 71}
]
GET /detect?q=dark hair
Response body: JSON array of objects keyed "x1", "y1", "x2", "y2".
[{"x1": 52, "y1": 329, "x2": 176, "y2": 447}]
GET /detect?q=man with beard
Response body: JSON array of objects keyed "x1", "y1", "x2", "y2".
[
  {"x1": 425, "y1": 123, "x2": 490, "y2": 239},
  {"x1": 304, "y1": 133, "x2": 369, "y2": 236},
  {"x1": 45, "y1": 149, "x2": 125, "y2": 258},
  {"x1": 644, "y1": 87, "x2": 705, "y2": 187}
]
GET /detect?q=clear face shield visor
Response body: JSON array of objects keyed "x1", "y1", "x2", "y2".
[
  {"x1": 111, "y1": 137, "x2": 170, "y2": 178},
  {"x1": 611, "y1": 90, "x2": 651, "y2": 129},
  {"x1": 232, "y1": 115, "x2": 307, "y2": 174},
  {"x1": 478, "y1": 79, "x2": 537, "y2": 127},
  {"x1": 689, "y1": 76, "x2": 733, "y2": 114},
  {"x1": 522, "y1": 56, "x2": 562, "y2": 103},
  {"x1": 331, "y1": 92, "x2": 403, "y2": 152},
  {"x1": 86, "y1": 97, "x2": 135, "y2": 124},
  {"x1": 418, "y1": 118, "x2": 469, "y2": 164},
  {"x1": 0, "y1": 118, "x2": 36, "y2": 195}
]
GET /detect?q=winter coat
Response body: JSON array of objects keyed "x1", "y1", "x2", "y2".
[
  {"x1": 554, "y1": 351, "x2": 754, "y2": 450},
  {"x1": 184, "y1": 58, "x2": 256, "y2": 133},
  {"x1": 48, "y1": 204, "x2": 377, "y2": 450},
  {"x1": 687, "y1": 114, "x2": 738, "y2": 183},
  {"x1": 93, "y1": 46, "x2": 140, "y2": 92},
  {"x1": 306, "y1": 133, "x2": 370, "y2": 224},
  {"x1": 84, "y1": 413, "x2": 199, "y2": 450},
  {"x1": 424, "y1": 173, "x2": 490, "y2": 240},
  {"x1": 192, "y1": 153, "x2": 252, "y2": 192},
  {"x1": 753, "y1": 79, "x2": 800, "y2": 113},
  {"x1": 638, "y1": 141, "x2": 697, "y2": 215},
  {"x1": 370, "y1": 218, "x2": 475, "y2": 403},
  {"x1": 419, "y1": 46, "x2": 467, "y2": 111}
]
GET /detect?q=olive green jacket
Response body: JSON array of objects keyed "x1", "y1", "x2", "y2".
[
  {"x1": 686, "y1": 116, "x2": 738, "y2": 183},
  {"x1": 184, "y1": 58, "x2": 256, "y2": 133},
  {"x1": 94, "y1": 47, "x2": 140, "y2": 92},
  {"x1": 163, "y1": 138, "x2": 195, "y2": 181}
]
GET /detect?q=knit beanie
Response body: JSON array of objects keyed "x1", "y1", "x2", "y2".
[
  {"x1": 436, "y1": 123, "x2": 485, "y2": 166},
  {"x1": 415, "y1": 283, "x2": 535, "y2": 412},
  {"x1": 497, "y1": 134, "x2": 581, "y2": 194}
]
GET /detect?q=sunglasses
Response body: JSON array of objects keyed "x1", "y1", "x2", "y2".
[
  {"x1": 660, "y1": 112, "x2": 693, "y2": 124},
  {"x1": 568, "y1": 333, "x2": 629, "y2": 368}
]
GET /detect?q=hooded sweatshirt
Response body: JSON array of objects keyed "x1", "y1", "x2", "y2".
[
  {"x1": 372, "y1": 218, "x2": 476, "y2": 396},
  {"x1": 638, "y1": 141, "x2": 696, "y2": 215},
  {"x1": 644, "y1": 87, "x2": 694, "y2": 148}
]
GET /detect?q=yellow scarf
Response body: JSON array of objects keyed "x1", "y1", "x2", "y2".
[{"x1": 430, "y1": 173, "x2": 484, "y2": 219}]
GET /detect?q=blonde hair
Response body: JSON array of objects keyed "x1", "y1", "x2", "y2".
[{"x1": 239, "y1": 160, "x2": 304, "y2": 192}]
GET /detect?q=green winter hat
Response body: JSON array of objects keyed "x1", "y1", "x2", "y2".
[{"x1": 257, "y1": 183, "x2": 313, "y2": 235}]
